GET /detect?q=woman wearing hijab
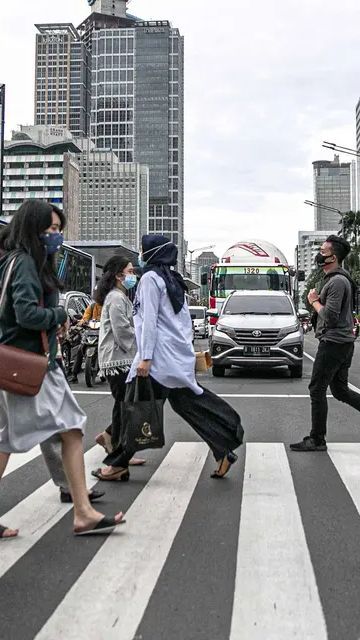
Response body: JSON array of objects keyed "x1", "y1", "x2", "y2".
[{"x1": 93, "y1": 234, "x2": 243, "y2": 481}]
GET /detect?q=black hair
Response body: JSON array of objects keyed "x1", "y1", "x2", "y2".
[
  {"x1": 94, "y1": 254, "x2": 131, "y2": 305},
  {"x1": 0, "y1": 199, "x2": 66, "y2": 292},
  {"x1": 326, "y1": 235, "x2": 351, "y2": 264}
]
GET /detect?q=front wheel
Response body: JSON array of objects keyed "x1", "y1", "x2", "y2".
[
  {"x1": 212, "y1": 365, "x2": 226, "y2": 377},
  {"x1": 289, "y1": 363, "x2": 303, "y2": 378},
  {"x1": 85, "y1": 354, "x2": 98, "y2": 387},
  {"x1": 62, "y1": 343, "x2": 72, "y2": 376}
]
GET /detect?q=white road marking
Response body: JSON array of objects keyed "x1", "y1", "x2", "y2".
[
  {"x1": 304, "y1": 350, "x2": 360, "y2": 394},
  {"x1": 328, "y1": 444, "x2": 360, "y2": 515},
  {"x1": 3, "y1": 445, "x2": 41, "y2": 477},
  {"x1": 72, "y1": 390, "x2": 333, "y2": 399},
  {"x1": 230, "y1": 443, "x2": 327, "y2": 640},
  {"x1": 35, "y1": 442, "x2": 209, "y2": 640},
  {"x1": 0, "y1": 445, "x2": 103, "y2": 579}
]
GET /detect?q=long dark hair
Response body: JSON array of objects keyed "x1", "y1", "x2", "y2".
[
  {"x1": 0, "y1": 200, "x2": 66, "y2": 292},
  {"x1": 94, "y1": 255, "x2": 131, "y2": 305}
]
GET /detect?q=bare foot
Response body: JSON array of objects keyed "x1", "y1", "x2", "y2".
[
  {"x1": 95, "y1": 431, "x2": 113, "y2": 454},
  {"x1": 0, "y1": 524, "x2": 19, "y2": 539},
  {"x1": 129, "y1": 457, "x2": 146, "y2": 466}
]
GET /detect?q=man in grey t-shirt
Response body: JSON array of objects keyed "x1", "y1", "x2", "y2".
[{"x1": 291, "y1": 235, "x2": 360, "y2": 451}]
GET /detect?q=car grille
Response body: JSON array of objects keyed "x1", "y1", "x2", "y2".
[{"x1": 233, "y1": 329, "x2": 280, "y2": 346}]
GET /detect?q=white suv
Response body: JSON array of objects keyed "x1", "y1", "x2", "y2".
[{"x1": 209, "y1": 291, "x2": 304, "y2": 378}]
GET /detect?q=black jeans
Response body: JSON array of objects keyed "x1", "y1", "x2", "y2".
[
  {"x1": 104, "y1": 371, "x2": 129, "y2": 456},
  {"x1": 309, "y1": 340, "x2": 360, "y2": 440},
  {"x1": 104, "y1": 377, "x2": 243, "y2": 468}
]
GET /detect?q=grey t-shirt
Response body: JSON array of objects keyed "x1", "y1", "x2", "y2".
[{"x1": 315, "y1": 268, "x2": 355, "y2": 343}]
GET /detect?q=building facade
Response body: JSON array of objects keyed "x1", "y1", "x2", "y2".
[
  {"x1": 313, "y1": 155, "x2": 353, "y2": 230},
  {"x1": 296, "y1": 230, "x2": 336, "y2": 298},
  {"x1": 33, "y1": 2, "x2": 184, "y2": 265},
  {"x1": 77, "y1": 138, "x2": 149, "y2": 247},
  {"x1": 2, "y1": 126, "x2": 81, "y2": 240},
  {"x1": 78, "y1": 1, "x2": 184, "y2": 267},
  {"x1": 34, "y1": 23, "x2": 91, "y2": 137}
]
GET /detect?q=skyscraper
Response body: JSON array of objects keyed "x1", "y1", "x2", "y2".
[
  {"x1": 33, "y1": 1, "x2": 185, "y2": 266},
  {"x1": 313, "y1": 155, "x2": 352, "y2": 230},
  {"x1": 78, "y1": 0, "x2": 184, "y2": 264},
  {"x1": 34, "y1": 24, "x2": 91, "y2": 137}
]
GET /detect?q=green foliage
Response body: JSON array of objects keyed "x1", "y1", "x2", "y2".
[
  {"x1": 342, "y1": 211, "x2": 360, "y2": 283},
  {"x1": 302, "y1": 269, "x2": 325, "y2": 310}
]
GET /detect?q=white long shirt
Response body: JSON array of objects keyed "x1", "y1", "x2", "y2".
[{"x1": 127, "y1": 271, "x2": 203, "y2": 395}]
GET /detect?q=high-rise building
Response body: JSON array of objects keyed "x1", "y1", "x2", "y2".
[
  {"x1": 296, "y1": 230, "x2": 336, "y2": 298},
  {"x1": 34, "y1": 24, "x2": 91, "y2": 137},
  {"x1": 2, "y1": 125, "x2": 81, "y2": 239},
  {"x1": 0, "y1": 84, "x2": 5, "y2": 217},
  {"x1": 78, "y1": 0, "x2": 184, "y2": 267},
  {"x1": 77, "y1": 138, "x2": 149, "y2": 247},
  {"x1": 33, "y1": 2, "x2": 185, "y2": 266},
  {"x1": 313, "y1": 155, "x2": 352, "y2": 230}
]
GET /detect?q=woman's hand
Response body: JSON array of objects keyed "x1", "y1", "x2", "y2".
[{"x1": 137, "y1": 360, "x2": 152, "y2": 377}]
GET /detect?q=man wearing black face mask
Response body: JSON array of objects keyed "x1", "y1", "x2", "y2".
[{"x1": 291, "y1": 235, "x2": 360, "y2": 451}]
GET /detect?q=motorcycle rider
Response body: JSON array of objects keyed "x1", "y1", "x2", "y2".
[{"x1": 68, "y1": 300, "x2": 102, "y2": 384}]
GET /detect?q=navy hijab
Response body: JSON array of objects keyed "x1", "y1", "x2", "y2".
[{"x1": 141, "y1": 234, "x2": 188, "y2": 314}]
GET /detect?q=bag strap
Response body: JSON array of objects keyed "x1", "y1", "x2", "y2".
[{"x1": 0, "y1": 254, "x2": 49, "y2": 358}]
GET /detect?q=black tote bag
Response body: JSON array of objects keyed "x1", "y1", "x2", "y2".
[{"x1": 122, "y1": 377, "x2": 165, "y2": 451}]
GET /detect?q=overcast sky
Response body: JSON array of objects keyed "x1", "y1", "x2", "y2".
[{"x1": 1, "y1": 0, "x2": 360, "y2": 262}]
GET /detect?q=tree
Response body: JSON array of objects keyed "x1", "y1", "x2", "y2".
[
  {"x1": 341, "y1": 210, "x2": 360, "y2": 282},
  {"x1": 302, "y1": 269, "x2": 325, "y2": 310}
]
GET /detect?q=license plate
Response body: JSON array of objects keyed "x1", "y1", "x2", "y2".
[{"x1": 243, "y1": 346, "x2": 270, "y2": 356}]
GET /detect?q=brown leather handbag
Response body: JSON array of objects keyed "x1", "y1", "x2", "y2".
[{"x1": 0, "y1": 254, "x2": 49, "y2": 396}]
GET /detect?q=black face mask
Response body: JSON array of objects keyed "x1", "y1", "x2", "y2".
[{"x1": 315, "y1": 252, "x2": 335, "y2": 267}]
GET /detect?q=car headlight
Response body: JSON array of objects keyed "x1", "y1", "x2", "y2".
[
  {"x1": 216, "y1": 323, "x2": 236, "y2": 338},
  {"x1": 278, "y1": 323, "x2": 299, "y2": 339}
]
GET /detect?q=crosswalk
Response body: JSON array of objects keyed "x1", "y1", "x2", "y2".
[{"x1": 2, "y1": 441, "x2": 360, "y2": 639}]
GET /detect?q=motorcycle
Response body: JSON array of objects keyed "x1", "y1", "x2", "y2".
[
  {"x1": 60, "y1": 311, "x2": 83, "y2": 376},
  {"x1": 83, "y1": 319, "x2": 101, "y2": 387},
  {"x1": 301, "y1": 318, "x2": 312, "y2": 334}
]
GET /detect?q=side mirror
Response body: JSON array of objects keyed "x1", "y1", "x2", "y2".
[
  {"x1": 206, "y1": 309, "x2": 219, "y2": 318},
  {"x1": 200, "y1": 273, "x2": 208, "y2": 286},
  {"x1": 297, "y1": 309, "x2": 309, "y2": 319}
]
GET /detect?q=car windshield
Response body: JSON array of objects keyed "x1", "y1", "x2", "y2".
[
  {"x1": 223, "y1": 295, "x2": 293, "y2": 316},
  {"x1": 190, "y1": 309, "x2": 205, "y2": 319}
]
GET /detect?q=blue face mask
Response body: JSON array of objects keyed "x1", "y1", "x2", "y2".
[
  {"x1": 123, "y1": 274, "x2": 137, "y2": 290},
  {"x1": 40, "y1": 232, "x2": 64, "y2": 255},
  {"x1": 138, "y1": 254, "x2": 146, "y2": 269}
]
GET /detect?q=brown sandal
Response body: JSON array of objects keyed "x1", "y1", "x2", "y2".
[
  {"x1": 211, "y1": 452, "x2": 238, "y2": 479},
  {"x1": 91, "y1": 467, "x2": 130, "y2": 482}
]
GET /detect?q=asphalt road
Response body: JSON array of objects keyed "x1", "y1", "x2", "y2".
[{"x1": 1, "y1": 335, "x2": 360, "y2": 639}]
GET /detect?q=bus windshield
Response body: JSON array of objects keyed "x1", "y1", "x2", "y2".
[
  {"x1": 57, "y1": 245, "x2": 94, "y2": 295},
  {"x1": 211, "y1": 266, "x2": 290, "y2": 298}
]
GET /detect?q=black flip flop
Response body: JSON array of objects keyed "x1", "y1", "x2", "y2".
[
  {"x1": 0, "y1": 524, "x2": 18, "y2": 541},
  {"x1": 74, "y1": 515, "x2": 126, "y2": 536}
]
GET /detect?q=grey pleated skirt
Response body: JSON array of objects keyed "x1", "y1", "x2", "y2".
[{"x1": 0, "y1": 367, "x2": 86, "y2": 454}]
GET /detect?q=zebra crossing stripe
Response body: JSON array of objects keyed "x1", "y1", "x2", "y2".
[
  {"x1": 328, "y1": 444, "x2": 360, "y2": 515},
  {"x1": 3, "y1": 445, "x2": 41, "y2": 477},
  {"x1": 230, "y1": 443, "x2": 327, "y2": 639},
  {"x1": 35, "y1": 442, "x2": 209, "y2": 640},
  {"x1": 0, "y1": 445, "x2": 102, "y2": 579}
]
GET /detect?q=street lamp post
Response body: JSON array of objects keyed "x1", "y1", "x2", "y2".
[
  {"x1": 188, "y1": 245, "x2": 215, "y2": 281},
  {"x1": 304, "y1": 199, "x2": 344, "y2": 236}
]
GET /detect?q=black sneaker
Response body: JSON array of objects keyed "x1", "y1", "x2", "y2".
[
  {"x1": 290, "y1": 436, "x2": 327, "y2": 452},
  {"x1": 68, "y1": 375, "x2": 78, "y2": 384}
]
